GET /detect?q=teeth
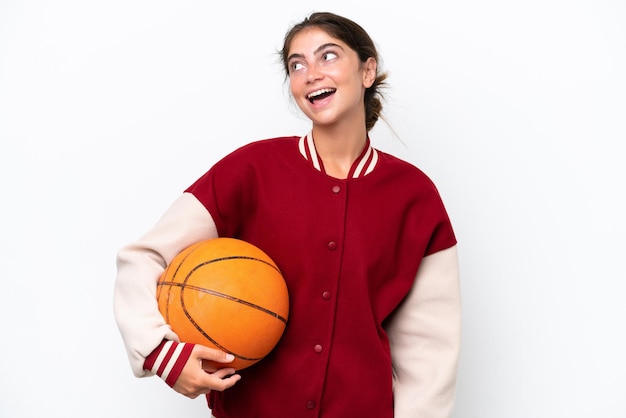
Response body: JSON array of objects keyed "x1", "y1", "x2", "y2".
[{"x1": 307, "y1": 88, "x2": 335, "y2": 99}]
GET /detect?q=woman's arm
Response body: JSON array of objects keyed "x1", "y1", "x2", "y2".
[
  {"x1": 386, "y1": 245, "x2": 462, "y2": 418},
  {"x1": 113, "y1": 192, "x2": 219, "y2": 377}
]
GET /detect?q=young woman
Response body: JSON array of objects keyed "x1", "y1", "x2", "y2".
[{"x1": 114, "y1": 11, "x2": 461, "y2": 418}]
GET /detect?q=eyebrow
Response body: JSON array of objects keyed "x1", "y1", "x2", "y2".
[{"x1": 287, "y1": 42, "x2": 344, "y2": 63}]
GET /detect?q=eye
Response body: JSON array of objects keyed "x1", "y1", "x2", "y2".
[
  {"x1": 322, "y1": 51, "x2": 338, "y2": 61},
  {"x1": 289, "y1": 61, "x2": 306, "y2": 72}
]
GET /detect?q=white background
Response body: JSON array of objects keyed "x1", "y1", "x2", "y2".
[{"x1": 1, "y1": 1, "x2": 625, "y2": 417}]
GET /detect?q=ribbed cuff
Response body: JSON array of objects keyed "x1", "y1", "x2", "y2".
[{"x1": 144, "y1": 340, "x2": 195, "y2": 387}]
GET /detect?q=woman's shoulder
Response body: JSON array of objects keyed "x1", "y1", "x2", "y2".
[
  {"x1": 375, "y1": 148, "x2": 438, "y2": 187},
  {"x1": 215, "y1": 136, "x2": 300, "y2": 166},
  {"x1": 235, "y1": 136, "x2": 300, "y2": 154}
]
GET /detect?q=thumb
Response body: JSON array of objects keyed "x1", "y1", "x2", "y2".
[{"x1": 194, "y1": 344, "x2": 235, "y2": 364}]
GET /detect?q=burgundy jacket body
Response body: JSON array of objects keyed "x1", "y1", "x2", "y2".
[{"x1": 185, "y1": 136, "x2": 457, "y2": 417}]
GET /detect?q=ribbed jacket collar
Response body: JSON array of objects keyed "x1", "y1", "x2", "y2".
[{"x1": 298, "y1": 132, "x2": 378, "y2": 179}]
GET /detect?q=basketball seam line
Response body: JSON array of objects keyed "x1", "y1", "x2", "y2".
[{"x1": 159, "y1": 281, "x2": 288, "y2": 324}]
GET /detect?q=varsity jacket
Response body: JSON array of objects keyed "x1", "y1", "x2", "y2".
[{"x1": 114, "y1": 134, "x2": 461, "y2": 418}]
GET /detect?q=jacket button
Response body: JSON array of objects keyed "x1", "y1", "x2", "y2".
[
  {"x1": 306, "y1": 400, "x2": 316, "y2": 409},
  {"x1": 314, "y1": 344, "x2": 323, "y2": 353},
  {"x1": 332, "y1": 185, "x2": 341, "y2": 193},
  {"x1": 322, "y1": 291, "x2": 331, "y2": 300},
  {"x1": 328, "y1": 241, "x2": 337, "y2": 250}
]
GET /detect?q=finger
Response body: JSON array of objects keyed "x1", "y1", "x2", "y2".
[
  {"x1": 206, "y1": 372, "x2": 241, "y2": 392},
  {"x1": 210, "y1": 367, "x2": 238, "y2": 379},
  {"x1": 177, "y1": 371, "x2": 240, "y2": 397},
  {"x1": 194, "y1": 345, "x2": 236, "y2": 363},
  {"x1": 213, "y1": 352, "x2": 235, "y2": 363}
]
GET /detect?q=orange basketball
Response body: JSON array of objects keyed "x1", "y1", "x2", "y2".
[{"x1": 156, "y1": 237, "x2": 289, "y2": 371}]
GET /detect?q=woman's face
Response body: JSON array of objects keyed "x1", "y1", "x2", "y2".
[{"x1": 286, "y1": 27, "x2": 376, "y2": 129}]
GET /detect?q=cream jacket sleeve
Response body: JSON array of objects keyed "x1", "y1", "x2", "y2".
[
  {"x1": 386, "y1": 245, "x2": 462, "y2": 418},
  {"x1": 113, "y1": 192, "x2": 218, "y2": 377}
]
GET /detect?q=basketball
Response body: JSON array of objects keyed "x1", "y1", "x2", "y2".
[{"x1": 156, "y1": 237, "x2": 289, "y2": 371}]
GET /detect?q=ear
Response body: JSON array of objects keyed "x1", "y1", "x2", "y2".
[{"x1": 362, "y1": 57, "x2": 377, "y2": 88}]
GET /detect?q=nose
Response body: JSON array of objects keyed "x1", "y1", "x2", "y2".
[{"x1": 306, "y1": 63, "x2": 323, "y2": 84}]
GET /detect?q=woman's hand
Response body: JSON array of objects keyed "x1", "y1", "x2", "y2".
[{"x1": 172, "y1": 345, "x2": 241, "y2": 399}]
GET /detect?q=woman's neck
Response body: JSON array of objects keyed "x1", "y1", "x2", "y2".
[{"x1": 311, "y1": 125, "x2": 368, "y2": 179}]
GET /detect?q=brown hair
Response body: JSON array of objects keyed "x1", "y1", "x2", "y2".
[{"x1": 280, "y1": 12, "x2": 388, "y2": 132}]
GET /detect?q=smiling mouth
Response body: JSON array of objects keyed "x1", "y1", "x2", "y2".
[{"x1": 307, "y1": 88, "x2": 336, "y2": 103}]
